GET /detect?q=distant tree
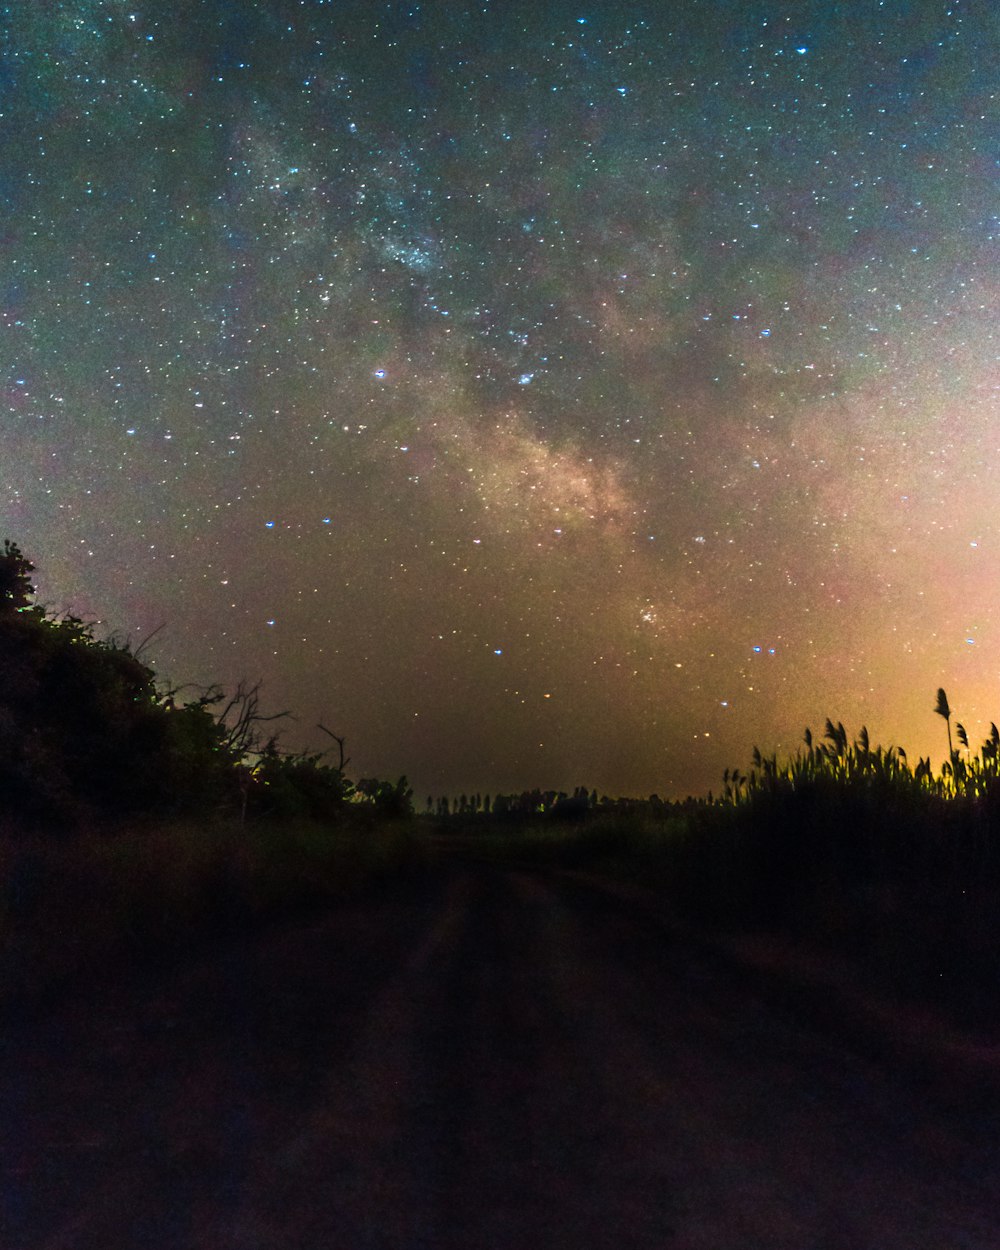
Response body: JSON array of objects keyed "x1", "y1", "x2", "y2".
[
  {"x1": 552, "y1": 788, "x2": 589, "y2": 821},
  {"x1": 355, "y1": 775, "x2": 414, "y2": 819}
]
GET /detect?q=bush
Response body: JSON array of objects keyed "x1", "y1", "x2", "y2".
[{"x1": 0, "y1": 540, "x2": 397, "y2": 829}]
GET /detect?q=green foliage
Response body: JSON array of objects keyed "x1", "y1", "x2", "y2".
[
  {"x1": 2, "y1": 606, "x2": 160, "y2": 818},
  {"x1": 0, "y1": 540, "x2": 396, "y2": 829},
  {"x1": 251, "y1": 745, "x2": 355, "y2": 821}
]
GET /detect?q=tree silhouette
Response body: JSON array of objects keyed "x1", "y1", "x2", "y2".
[
  {"x1": 0, "y1": 538, "x2": 418, "y2": 830},
  {"x1": 0, "y1": 540, "x2": 35, "y2": 613}
]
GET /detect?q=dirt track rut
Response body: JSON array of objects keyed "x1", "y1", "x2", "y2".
[{"x1": 4, "y1": 861, "x2": 1000, "y2": 1248}]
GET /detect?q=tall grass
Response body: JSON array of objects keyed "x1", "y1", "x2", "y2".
[
  {"x1": 723, "y1": 713, "x2": 1000, "y2": 804},
  {"x1": 0, "y1": 814, "x2": 424, "y2": 1013},
  {"x1": 458, "y1": 708, "x2": 1000, "y2": 1032}
]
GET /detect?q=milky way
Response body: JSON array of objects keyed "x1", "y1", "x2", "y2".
[{"x1": 3, "y1": 1, "x2": 998, "y2": 800}]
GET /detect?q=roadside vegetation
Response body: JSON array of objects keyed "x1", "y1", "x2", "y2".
[
  {"x1": 0, "y1": 540, "x2": 420, "y2": 1011},
  {"x1": 6, "y1": 536, "x2": 1000, "y2": 1033},
  {"x1": 428, "y1": 713, "x2": 1000, "y2": 1034}
]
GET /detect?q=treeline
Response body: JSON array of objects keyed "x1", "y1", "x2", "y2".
[
  {"x1": 0, "y1": 541, "x2": 412, "y2": 829},
  {"x1": 425, "y1": 787, "x2": 677, "y2": 821}
]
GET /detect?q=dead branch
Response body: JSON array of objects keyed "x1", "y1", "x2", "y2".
[
  {"x1": 317, "y1": 723, "x2": 350, "y2": 772},
  {"x1": 218, "y1": 678, "x2": 291, "y2": 757}
]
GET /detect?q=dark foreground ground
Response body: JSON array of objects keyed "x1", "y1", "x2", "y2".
[{"x1": 4, "y1": 851, "x2": 1000, "y2": 1249}]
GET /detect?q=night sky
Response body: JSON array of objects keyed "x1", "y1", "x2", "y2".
[{"x1": 3, "y1": 1, "x2": 998, "y2": 801}]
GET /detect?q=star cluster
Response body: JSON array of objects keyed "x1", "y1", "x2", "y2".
[{"x1": 3, "y1": 1, "x2": 998, "y2": 798}]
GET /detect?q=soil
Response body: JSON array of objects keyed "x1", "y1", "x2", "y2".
[{"x1": 4, "y1": 851, "x2": 1000, "y2": 1249}]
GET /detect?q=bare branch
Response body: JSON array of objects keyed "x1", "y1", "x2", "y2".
[
  {"x1": 217, "y1": 678, "x2": 291, "y2": 758},
  {"x1": 133, "y1": 622, "x2": 167, "y2": 661},
  {"x1": 317, "y1": 723, "x2": 350, "y2": 772}
]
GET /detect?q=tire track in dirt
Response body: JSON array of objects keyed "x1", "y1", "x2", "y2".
[
  {"x1": 217, "y1": 867, "x2": 1000, "y2": 1249},
  {"x1": 5, "y1": 862, "x2": 1000, "y2": 1248},
  {"x1": 1, "y1": 874, "x2": 453, "y2": 1250}
]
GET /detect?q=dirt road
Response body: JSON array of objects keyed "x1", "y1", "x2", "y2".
[{"x1": 4, "y1": 858, "x2": 1000, "y2": 1249}]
